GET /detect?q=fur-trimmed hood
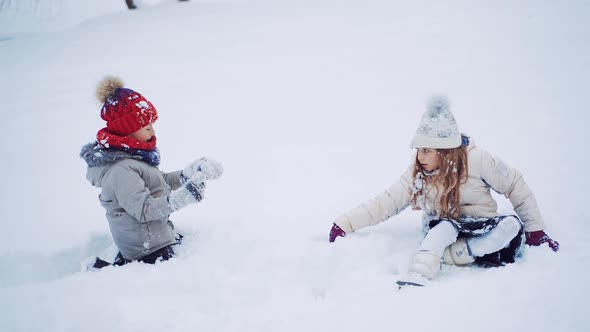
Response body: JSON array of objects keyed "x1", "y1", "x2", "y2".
[
  {"x1": 80, "y1": 142, "x2": 161, "y2": 188},
  {"x1": 80, "y1": 142, "x2": 137, "y2": 167},
  {"x1": 80, "y1": 142, "x2": 139, "y2": 188}
]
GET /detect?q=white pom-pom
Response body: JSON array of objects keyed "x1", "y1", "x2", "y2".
[
  {"x1": 96, "y1": 75, "x2": 124, "y2": 103},
  {"x1": 427, "y1": 95, "x2": 450, "y2": 115}
]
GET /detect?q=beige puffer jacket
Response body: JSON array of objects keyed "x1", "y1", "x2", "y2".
[{"x1": 334, "y1": 142, "x2": 546, "y2": 233}]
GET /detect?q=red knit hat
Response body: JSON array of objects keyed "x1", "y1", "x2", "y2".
[{"x1": 96, "y1": 76, "x2": 158, "y2": 136}]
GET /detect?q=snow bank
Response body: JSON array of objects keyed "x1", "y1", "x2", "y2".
[{"x1": 1, "y1": 1, "x2": 589, "y2": 331}]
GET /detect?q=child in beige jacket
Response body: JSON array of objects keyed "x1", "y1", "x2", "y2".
[{"x1": 329, "y1": 96, "x2": 559, "y2": 287}]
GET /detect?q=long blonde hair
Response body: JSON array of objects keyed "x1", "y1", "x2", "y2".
[{"x1": 411, "y1": 146, "x2": 469, "y2": 220}]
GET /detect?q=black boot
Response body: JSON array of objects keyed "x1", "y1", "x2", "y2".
[
  {"x1": 91, "y1": 257, "x2": 113, "y2": 269},
  {"x1": 125, "y1": 0, "x2": 137, "y2": 10},
  {"x1": 474, "y1": 252, "x2": 504, "y2": 268},
  {"x1": 138, "y1": 246, "x2": 175, "y2": 264}
]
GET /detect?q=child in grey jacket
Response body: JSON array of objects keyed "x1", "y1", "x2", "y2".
[{"x1": 80, "y1": 76, "x2": 223, "y2": 267}]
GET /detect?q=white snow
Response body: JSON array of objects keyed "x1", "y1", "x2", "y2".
[
  {"x1": 137, "y1": 100, "x2": 150, "y2": 109},
  {"x1": 1, "y1": 0, "x2": 589, "y2": 331}
]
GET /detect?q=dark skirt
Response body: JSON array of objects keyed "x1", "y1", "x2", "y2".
[{"x1": 428, "y1": 215, "x2": 525, "y2": 267}]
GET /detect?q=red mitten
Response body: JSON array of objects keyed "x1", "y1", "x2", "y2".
[
  {"x1": 525, "y1": 230, "x2": 559, "y2": 252},
  {"x1": 329, "y1": 223, "x2": 346, "y2": 243}
]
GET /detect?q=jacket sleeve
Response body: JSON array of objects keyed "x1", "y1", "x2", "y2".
[
  {"x1": 107, "y1": 165, "x2": 174, "y2": 223},
  {"x1": 333, "y1": 166, "x2": 414, "y2": 233},
  {"x1": 478, "y1": 149, "x2": 546, "y2": 232},
  {"x1": 162, "y1": 170, "x2": 183, "y2": 190}
]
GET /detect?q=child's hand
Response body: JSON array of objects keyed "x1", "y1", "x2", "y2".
[
  {"x1": 525, "y1": 230, "x2": 560, "y2": 252},
  {"x1": 168, "y1": 172, "x2": 207, "y2": 211},
  {"x1": 329, "y1": 223, "x2": 346, "y2": 243},
  {"x1": 182, "y1": 157, "x2": 224, "y2": 180}
]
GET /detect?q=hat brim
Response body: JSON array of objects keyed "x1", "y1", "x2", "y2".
[{"x1": 410, "y1": 135, "x2": 462, "y2": 149}]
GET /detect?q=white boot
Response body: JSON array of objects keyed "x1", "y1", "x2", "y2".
[
  {"x1": 397, "y1": 251, "x2": 441, "y2": 287},
  {"x1": 442, "y1": 237, "x2": 475, "y2": 265}
]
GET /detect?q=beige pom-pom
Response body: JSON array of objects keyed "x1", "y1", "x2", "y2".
[{"x1": 96, "y1": 76, "x2": 124, "y2": 103}]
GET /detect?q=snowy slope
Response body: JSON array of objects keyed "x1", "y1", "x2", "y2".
[
  {"x1": 1, "y1": 0, "x2": 589, "y2": 331},
  {"x1": 0, "y1": 0, "x2": 126, "y2": 37}
]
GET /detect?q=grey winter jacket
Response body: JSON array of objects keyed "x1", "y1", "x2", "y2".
[
  {"x1": 81, "y1": 143, "x2": 183, "y2": 260},
  {"x1": 334, "y1": 141, "x2": 546, "y2": 234}
]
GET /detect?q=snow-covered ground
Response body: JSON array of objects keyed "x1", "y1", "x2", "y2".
[{"x1": 1, "y1": 0, "x2": 589, "y2": 331}]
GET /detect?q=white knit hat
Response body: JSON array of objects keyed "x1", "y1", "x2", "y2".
[{"x1": 410, "y1": 96, "x2": 461, "y2": 149}]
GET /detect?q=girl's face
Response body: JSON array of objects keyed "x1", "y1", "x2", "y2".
[
  {"x1": 417, "y1": 148, "x2": 440, "y2": 172},
  {"x1": 129, "y1": 123, "x2": 156, "y2": 142}
]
